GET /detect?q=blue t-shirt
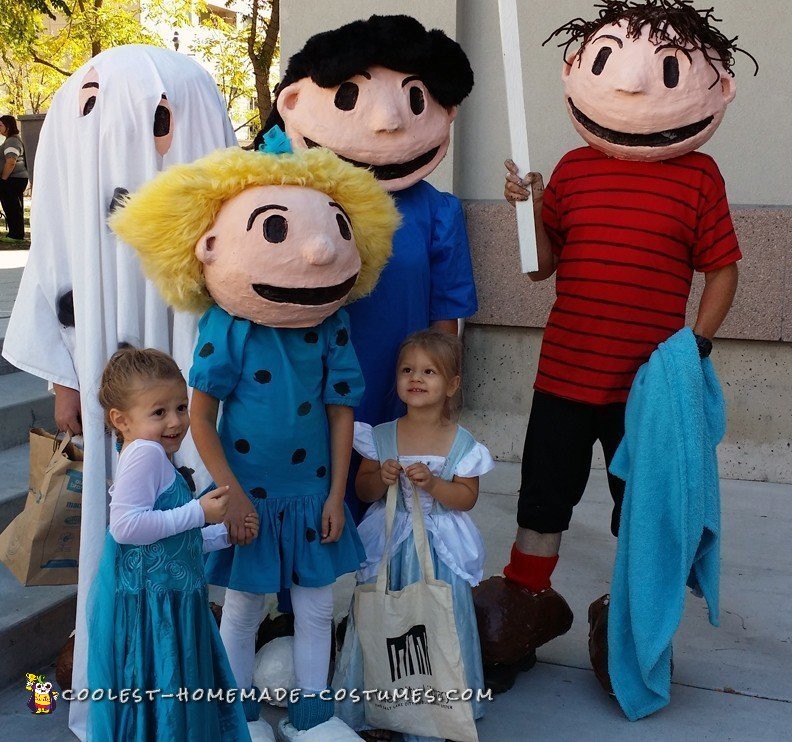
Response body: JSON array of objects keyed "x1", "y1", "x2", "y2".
[
  {"x1": 189, "y1": 305, "x2": 364, "y2": 499},
  {"x1": 346, "y1": 180, "x2": 478, "y2": 426}
]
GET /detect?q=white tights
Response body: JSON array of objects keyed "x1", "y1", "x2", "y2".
[{"x1": 220, "y1": 585, "x2": 334, "y2": 693}]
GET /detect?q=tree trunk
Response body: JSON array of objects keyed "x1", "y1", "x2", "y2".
[{"x1": 247, "y1": 0, "x2": 280, "y2": 128}]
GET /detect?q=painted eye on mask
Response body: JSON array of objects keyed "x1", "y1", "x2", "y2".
[
  {"x1": 409, "y1": 86, "x2": 425, "y2": 115},
  {"x1": 79, "y1": 68, "x2": 99, "y2": 116},
  {"x1": 263, "y1": 214, "x2": 288, "y2": 242},
  {"x1": 336, "y1": 213, "x2": 352, "y2": 240},
  {"x1": 663, "y1": 56, "x2": 680, "y2": 88},
  {"x1": 591, "y1": 47, "x2": 612, "y2": 75},
  {"x1": 334, "y1": 82, "x2": 359, "y2": 111}
]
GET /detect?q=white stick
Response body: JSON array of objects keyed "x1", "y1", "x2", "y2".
[{"x1": 498, "y1": 0, "x2": 538, "y2": 273}]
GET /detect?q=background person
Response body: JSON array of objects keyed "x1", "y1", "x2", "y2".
[{"x1": 0, "y1": 114, "x2": 28, "y2": 242}]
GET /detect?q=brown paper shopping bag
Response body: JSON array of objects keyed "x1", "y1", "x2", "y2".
[
  {"x1": 354, "y1": 482, "x2": 478, "y2": 742},
  {"x1": 0, "y1": 428, "x2": 83, "y2": 586}
]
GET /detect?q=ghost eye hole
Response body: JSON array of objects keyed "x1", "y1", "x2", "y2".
[
  {"x1": 591, "y1": 47, "x2": 612, "y2": 75},
  {"x1": 336, "y1": 213, "x2": 352, "y2": 240},
  {"x1": 153, "y1": 95, "x2": 171, "y2": 137},
  {"x1": 263, "y1": 214, "x2": 288, "y2": 243},
  {"x1": 334, "y1": 82, "x2": 359, "y2": 111},
  {"x1": 663, "y1": 56, "x2": 680, "y2": 88},
  {"x1": 409, "y1": 86, "x2": 425, "y2": 115}
]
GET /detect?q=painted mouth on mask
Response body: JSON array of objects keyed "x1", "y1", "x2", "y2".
[
  {"x1": 252, "y1": 273, "x2": 358, "y2": 305},
  {"x1": 569, "y1": 98, "x2": 713, "y2": 147},
  {"x1": 303, "y1": 138, "x2": 439, "y2": 180}
]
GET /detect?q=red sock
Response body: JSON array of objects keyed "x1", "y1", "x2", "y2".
[{"x1": 503, "y1": 544, "x2": 559, "y2": 592}]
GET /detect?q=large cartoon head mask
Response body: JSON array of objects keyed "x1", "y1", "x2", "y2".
[
  {"x1": 110, "y1": 147, "x2": 399, "y2": 328},
  {"x1": 267, "y1": 15, "x2": 474, "y2": 192},
  {"x1": 546, "y1": 0, "x2": 756, "y2": 162}
]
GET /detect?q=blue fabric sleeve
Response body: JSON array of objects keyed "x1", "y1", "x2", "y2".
[
  {"x1": 323, "y1": 309, "x2": 365, "y2": 407},
  {"x1": 188, "y1": 305, "x2": 249, "y2": 401},
  {"x1": 429, "y1": 191, "x2": 478, "y2": 321}
]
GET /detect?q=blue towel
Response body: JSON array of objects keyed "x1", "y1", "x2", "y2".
[{"x1": 608, "y1": 327, "x2": 725, "y2": 721}]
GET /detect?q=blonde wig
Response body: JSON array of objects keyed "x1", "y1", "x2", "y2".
[{"x1": 109, "y1": 146, "x2": 400, "y2": 313}]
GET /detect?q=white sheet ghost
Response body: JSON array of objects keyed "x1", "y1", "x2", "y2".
[{"x1": 1, "y1": 45, "x2": 237, "y2": 740}]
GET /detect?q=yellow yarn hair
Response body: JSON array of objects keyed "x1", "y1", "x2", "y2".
[{"x1": 109, "y1": 146, "x2": 400, "y2": 313}]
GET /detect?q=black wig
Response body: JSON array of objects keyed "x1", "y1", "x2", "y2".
[{"x1": 264, "y1": 15, "x2": 473, "y2": 133}]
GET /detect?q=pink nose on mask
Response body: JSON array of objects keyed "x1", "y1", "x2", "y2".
[{"x1": 302, "y1": 237, "x2": 338, "y2": 266}]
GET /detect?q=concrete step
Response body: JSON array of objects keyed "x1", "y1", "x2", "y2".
[
  {"x1": 0, "y1": 560, "x2": 76, "y2": 689},
  {"x1": 0, "y1": 375, "x2": 73, "y2": 692},
  {"x1": 0, "y1": 370, "x2": 55, "y2": 450},
  {"x1": 0, "y1": 443, "x2": 29, "y2": 533}
]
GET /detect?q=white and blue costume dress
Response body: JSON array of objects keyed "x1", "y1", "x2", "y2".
[
  {"x1": 87, "y1": 439, "x2": 249, "y2": 741},
  {"x1": 191, "y1": 305, "x2": 366, "y2": 593},
  {"x1": 335, "y1": 421, "x2": 494, "y2": 741}
]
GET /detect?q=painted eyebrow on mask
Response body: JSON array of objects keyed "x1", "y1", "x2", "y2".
[
  {"x1": 654, "y1": 44, "x2": 693, "y2": 62},
  {"x1": 247, "y1": 204, "x2": 288, "y2": 232},
  {"x1": 590, "y1": 33, "x2": 624, "y2": 48},
  {"x1": 401, "y1": 75, "x2": 421, "y2": 87},
  {"x1": 328, "y1": 201, "x2": 351, "y2": 221},
  {"x1": 82, "y1": 82, "x2": 99, "y2": 89}
]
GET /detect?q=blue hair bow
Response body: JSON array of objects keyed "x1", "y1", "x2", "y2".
[{"x1": 258, "y1": 125, "x2": 293, "y2": 155}]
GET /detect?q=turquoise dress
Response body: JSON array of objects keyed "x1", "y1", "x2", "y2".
[
  {"x1": 191, "y1": 305, "x2": 366, "y2": 593},
  {"x1": 86, "y1": 468, "x2": 249, "y2": 741}
]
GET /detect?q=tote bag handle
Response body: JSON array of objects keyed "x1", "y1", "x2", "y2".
[{"x1": 377, "y1": 477, "x2": 435, "y2": 593}]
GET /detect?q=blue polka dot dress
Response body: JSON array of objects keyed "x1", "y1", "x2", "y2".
[{"x1": 190, "y1": 305, "x2": 366, "y2": 593}]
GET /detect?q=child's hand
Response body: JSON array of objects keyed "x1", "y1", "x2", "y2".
[
  {"x1": 321, "y1": 496, "x2": 345, "y2": 544},
  {"x1": 505, "y1": 159, "x2": 544, "y2": 208},
  {"x1": 404, "y1": 462, "x2": 435, "y2": 493},
  {"x1": 199, "y1": 485, "x2": 230, "y2": 524},
  {"x1": 380, "y1": 458, "x2": 401, "y2": 487},
  {"x1": 224, "y1": 486, "x2": 257, "y2": 545},
  {"x1": 244, "y1": 511, "x2": 260, "y2": 539}
]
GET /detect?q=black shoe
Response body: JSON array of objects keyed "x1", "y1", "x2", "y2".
[{"x1": 484, "y1": 649, "x2": 537, "y2": 694}]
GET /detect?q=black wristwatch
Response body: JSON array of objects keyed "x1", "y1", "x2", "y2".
[{"x1": 694, "y1": 333, "x2": 713, "y2": 358}]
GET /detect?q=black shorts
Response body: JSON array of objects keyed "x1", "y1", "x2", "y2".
[{"x1": 517, "y1": 390, "x2": 626, "y2": 536}]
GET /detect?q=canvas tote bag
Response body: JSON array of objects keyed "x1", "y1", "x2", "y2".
[
  {"x1": 0, "y1": 428, "x2": 83, "y2": 585},
  {"x1": 354, "y1": 481, "x2": 478, "y2": 742}
]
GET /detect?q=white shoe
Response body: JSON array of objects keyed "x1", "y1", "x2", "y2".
[
  {"x1": 248, "y1": 719, "x2": 276, "y2": 741},
  {"x1": 276, "y1": 716, "x2": 360, "y2": 741}
]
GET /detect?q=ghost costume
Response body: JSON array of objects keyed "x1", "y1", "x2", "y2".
[{"x1": 1, "y1": 45, "x2": 237, "y2": 741}]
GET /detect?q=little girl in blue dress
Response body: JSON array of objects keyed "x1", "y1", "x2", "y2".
[
  {"x1": 87, "y1": 347, "x2": 253, "y2": 741},
  {"x1": 335, "y1": 328, "x2": 494, "y2": 742}
]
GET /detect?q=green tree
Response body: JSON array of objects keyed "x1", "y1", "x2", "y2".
[{"x1": 245, "y1": 0, "x2": 279, "y2": 126}]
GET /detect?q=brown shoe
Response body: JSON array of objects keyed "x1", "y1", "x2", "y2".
[
  {"x1": 472, "y1": 575, "x2": 573, "y2": 666},
  {"x1": 588, "y1": 594, "x2": 614, "y2": 696}
]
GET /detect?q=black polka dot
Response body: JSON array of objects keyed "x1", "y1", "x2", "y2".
[
  {"x1": 291, "y1": 449, "x2": 306, "y2": 464},
  {"x1": 316, "y1": 466, "x2": 327, "y2": 478},
  {"x1": 254, "y1": 369, "x2": 272, "y2": 384},
  {"x1": 297, "y1": 401, "x2": 312, "y2": 416},
  {"x1": 235, "y1": 439, "x2": 251, "y2": 454},
  {"x1": 305, "y1": 528, "x2": 317, "y2": 542},
  {"x1": 335, "y1": 328, "x2": 349, "y2": 346},
  {"x1": 250, "y1": 487, "x2": 267, "y2": 499},
  {"x1": 278, "y1": 511, "x2": 285, "y2": 521},
  {"x1": 292, "y1": 571, "x2": 300, "y2": 586},
  {"x1": 304, "y1": 331, "x2": 319, "y2": 344},
  {"x1": 198, "y1": 342, "x2": 215, "y2": 358},
  {"x1": 333, "y1": 381, "x2": 351, "y2": 396}
]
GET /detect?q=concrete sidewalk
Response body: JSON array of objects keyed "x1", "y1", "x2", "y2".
[{"x1": 1, "y1": 462, "x2": 790, "y2": 740}]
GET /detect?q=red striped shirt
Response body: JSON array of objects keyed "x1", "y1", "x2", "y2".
[{"x1": 535, "y1": 147, "x2": 740, "y2": 405}]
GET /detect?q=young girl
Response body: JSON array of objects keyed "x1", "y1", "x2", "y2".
[
  {"x1": 335, "y1": 328, "x2": 494, "y2": 742},
  {"x1": 86, "y1": 347, "x2": 255, "y2": 741}
]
